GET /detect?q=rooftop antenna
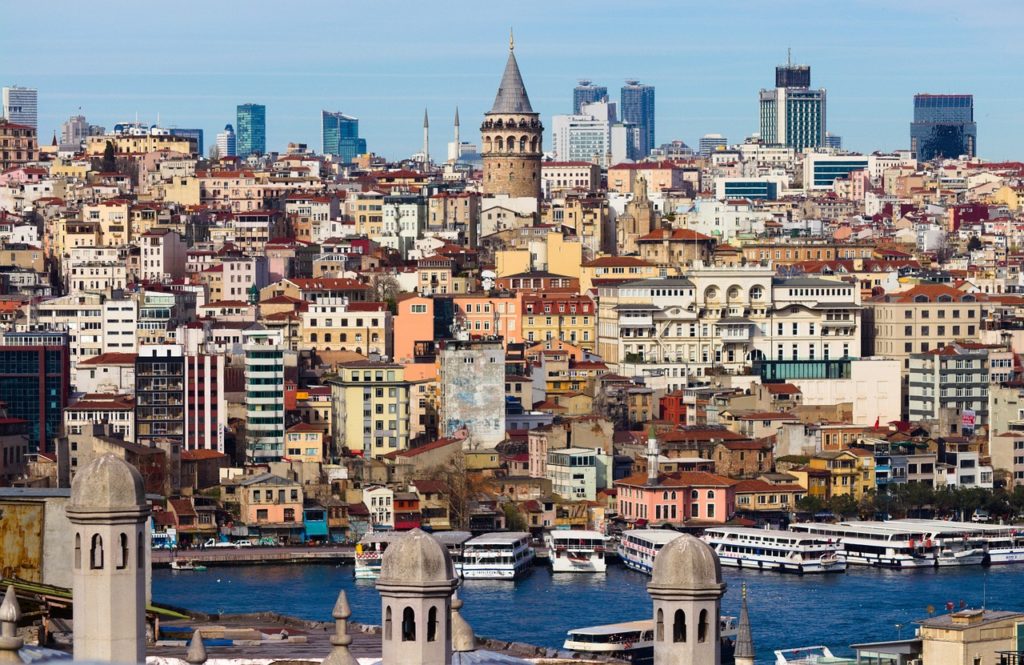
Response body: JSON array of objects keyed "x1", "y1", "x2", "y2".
[{"x1": 787, "y1": 47, "x2": 792, "y2": 67}]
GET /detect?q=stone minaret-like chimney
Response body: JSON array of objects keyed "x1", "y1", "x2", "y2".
[
  {"x1": 647, "y1": 425, "x2": 659, "y2": 484},
  {"x1": 422, "y1": 108, "x2": 430, "y2": 169}
]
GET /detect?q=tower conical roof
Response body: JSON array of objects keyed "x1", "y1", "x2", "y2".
[{"x1": 489, "y1": 48, "x2": 534, "y2": 114}]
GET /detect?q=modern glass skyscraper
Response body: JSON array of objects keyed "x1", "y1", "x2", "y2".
[
  {"x1": 759, "y1": 61, "x2": 826, "y2": 152},
  {"x1": 620, "y1": 80, "x2": 655, "y2": 159},
  {"x1": 216, "y1": 123, "x2": 236, "y2": 157},
  {"x1": 2, "y1": 86, "x2": 38, "y2": 130},
  {"x1": 910, "y1": 94, "x2": 976, "y2": 161},
  {"x1": 573, "y1": 80, "x2": 608, "y2": 114},
  {"x1": 322, "y1": 111, "x2": 366, "y2": 163},
  {"x1": 236, "y1": 103, "x2": 266, "y2": 156},
  {"x1": 169, "y1": 128, "x2": 203, "y2": 155}
]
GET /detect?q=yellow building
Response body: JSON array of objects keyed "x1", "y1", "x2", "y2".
[
  {"x1": 917, "y1": 610, "x2": 1023, "y2": 665},
  {"x1": 49, "y1": 159, "x2": 91, "y2": 180},
  {"x1": 284, "y1": 423, "x2": 325, "y2": 463},
  {"x1": 494, "y1": 232, "x2": 583, "y2": 281},
  {"x1": 520, "y1": 294, "x2": 596, "y2": 350},
  {"x1": 579, "y1": 256, "x2": 663, "y2": 292},
  {"x1": 82, "y1": 199, "x2": 133, "y2": 246},
  {"x1": 808, "y1": 448, "x2": 876, "y2": 500},
  {"x1": 327, "y1": 361, "x2": 414, "y2": 458},
  {"x1": 300, "y1": 301, "x2": 390, "y2": 357},
  {"x1": 86, "y1": 133, "x2": 195, "y2": 156},
  {"x1": 542, "y1": 195, "x2": 608, "y2": 257}
]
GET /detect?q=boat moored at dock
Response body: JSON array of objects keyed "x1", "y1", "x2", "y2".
[
  {"x1": 564, "y1": 616, "x2": 737, "y2": 665},
  {"x1": 545, "y1": 529, "x2": 608, "y2": 573},
  {"x1": 617, "y1": 529, "x2": 683, "y2": 575},
  {"x1": 354, "y1": 531, "x2": 406, "y2": 579},
  {"x1": 702, "y1": 527, "x2": 847, "y2": 574},
  {"x1": 462, "y1": 532, "x2": 535, "y2": 580},
  {"x1": 788, "y1": 522, "x2": 936, "y2": 568}
]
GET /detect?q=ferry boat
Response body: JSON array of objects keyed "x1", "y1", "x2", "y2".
[
  {"x1": 618, "y1": 529, "x2": 684, "y2": 575},
  {"x1": 564, "y1": 616, "x2": 737, "y2": 665},
  {"x1": 894, "y1": 519, "x2": 1024, "y2": 564},
  {"x1": 545, "y1": 529, "x2": 608, "y2": 573},
  {"x1": 843, "y1": 520, "x2": 985, "y2": 567},
  {"x1": 788, "y1": 522, "x2": 937, "y2": 568},
  {"x1": 431, "y1": 530, "x2": 472, "y2": 575},
  {"x1": 702, "y1": 527, "x2": 847, "y2": 574},
  {"x1": 354, "y1": 531, "x2": 406, "y2": 579},
  {"x1": 462, "y1": 532, "x2": 535, "y2": 580},
  {"x1": 169, "y1": 559, "x2": 206, "y2": 572}
]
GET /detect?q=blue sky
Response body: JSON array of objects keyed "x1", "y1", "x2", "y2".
[{"x1": 4, "y1": 0, "x2": 1022, "y2": 160}]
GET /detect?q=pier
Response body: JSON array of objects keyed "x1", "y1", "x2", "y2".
[{"x1": 151, "y1": 545, "x2": 355, "y2": 568}]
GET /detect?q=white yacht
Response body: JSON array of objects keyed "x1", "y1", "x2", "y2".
[
  {"x1": 462, "y1": 532, "x2": 535, "y2": 580},
  {"x1": 565, "y1": 616, "x2": 737, "y2": 665},
  {"x1": 618, "y1": 529, "x2": 684, "y2": 575},
  {"x1": 788, "y1": 522, "x2": 936, "y2": 568},
  {"x1": 545, "y1": 529, "x2": 608, "y2": 573},
  {"x1": 353, "y1": 531, "x2": 406, "y2": 579},
  {"x1": 702, "y1": 527, "x2": 847, "y2": 574}
]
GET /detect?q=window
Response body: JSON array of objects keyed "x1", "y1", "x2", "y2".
[
  {"x1": 673, "y1": 610, "x2": 687, "y2": 643},
  {"x1": 698, "y1": 609, "x2": 709, "y2": 643},
  {"x1": 385, "y1": 606, "x2": 393, "y2": 640},
  {"x1": 657, "y1": 609, "x2": 664, "y2": 641},
  {"x1": 402, "y1": 607, "x2": 416, "y2": 641},
  {"x1": 427, "y1": 606, "x2": 438, "y2": 642},
  {"x1": 90, "y1": 534, "x2": 104, "y2": 569},
  {"x1": 75, "y1": 533, "x2": 82, "y2": 569},
  {"x1": 117, "y1": 532, "x2": 129, "y2": 570}
]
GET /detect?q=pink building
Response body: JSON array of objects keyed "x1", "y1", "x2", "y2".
[
  {"x1": 393, "y1": 295, "x2": 436, "y2": 363},
  {"x1": 452, "y1": 293, "x2": 523, "y2": 346},
  {"x1": 615, "y1": 471, "x2": 735, "y2": 525}
]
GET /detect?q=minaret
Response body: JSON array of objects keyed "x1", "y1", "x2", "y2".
[
  {"x1": 734, "y1": 583, "x2": 756, "y2": 665},
  {"x1": 66, "y1": 453, "x2": 150, "y2": 662},
  {"x1": 377, "y1": 529, "x2": 458, "y2": 665},
  {"x1": 422, "y1": 108, "x2": 430, "y2": 170},
  {"x1": 647, "y1": 425, "x2": 659, "y2": 484},
  {"x1": 648, "y1": 534, "x2": 726, "y2": 665},
  {"x1": 451, "y1": 107, "x2": 461, "y2": 164},
  {"x1": 480, "y1": 29, "x2": 543, "y2": 199}
]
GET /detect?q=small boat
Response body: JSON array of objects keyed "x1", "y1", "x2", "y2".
[
  {"x1": 937, "y1": 547, "x2": 985, "y2": 567},
  {"x1": 169, "y1": 559, "x2": 207, "y2": 572},
  {"x1": 565, "y1": 616, "x2": 737, "y2": 665},
  {"x1": 545, "y1": 529, "x2": 607, "y2": 573}
]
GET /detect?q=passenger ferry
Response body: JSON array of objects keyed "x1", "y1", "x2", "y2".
[
  {"x1": 431, "y1": 530, "x2": 473, "y2": 575},
  {"x1": 702, "y1": 527, "x2": 847, "y2": 574},
  {"x1": 618, "y1": 529, "x2": 684, "y2": 575},
  {"x1": 788, "y1": 522, "x2": 937, "y2": 568},
  {"x1": 462, "y1": 532, "x2": 535, "y2": 580},
  {"x1": 564, "y1": 616, "x2": 737, "y2": 665},
  {"x1": 545, "y1": 529, "x2": 608, "y2": 573},
  {"x1": 842, "y1": 521, "x2": 986, "y2": 567},
  {"x1": 353, "y1": 531, "x2": 406, "y2": 579},
  {"x1": 894, "y1": 519, "x2": 1024, "y2": 564}
]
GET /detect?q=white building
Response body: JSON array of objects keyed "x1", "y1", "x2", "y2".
[
  {"x1": 139, "y1": 230, "x2": 187, "y2": 282},
  {"x1": 550, "y1": 101, "x2": 629, "y2": 168},
  {"x1": 546, "y1": 447, "x2": 598, "y2": 501},
  {"x1": 243, "y1": 327, "x2": 290, "y2": 462},
  {"x1": 101, "y1": 297, "x2": 138, "y2": 353},
  {"x1": 438, "y1": 339, "x2": 506, "y2": 448},
  {"x1": 216, "y1": 123, "x2": 236, "y2": 157},
  {"x1": 680, "y1": 198, "x2": 774, "y2": 242},
  {"x1": 363, "y1": 485, "x2": 395, "y2": 528}
]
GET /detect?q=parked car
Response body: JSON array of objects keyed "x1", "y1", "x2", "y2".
[
  {"x1": 203, "y1": 538, "x2": 239, "y2": 548},
  {"x1": 971, "y1": 510, "x2": 991, "y2": 523}
]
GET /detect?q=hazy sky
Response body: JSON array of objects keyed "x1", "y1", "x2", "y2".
[{"x1": 4, "y1": 0, "x2": 1023, "y2": 160}]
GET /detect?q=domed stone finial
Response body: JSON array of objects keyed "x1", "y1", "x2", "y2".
[
  {"x1": 69, "y1": 452, "x2": 146, "y2": 512},
  {"x1": 509, "y1": 27, "x2": 514, "y2": 51},
  {"x1": 451, "y1": 592, "x2": 476, "y2": 653},
  {"x1": 185, "y1": 629, "x2": 207, "y2": 665},
  {"x1": 649, "y1": 533, "x2": 723, "y2": 592},
  {"x1": 323, "y1": 590, "x2": 358, "y2": 665},
  {"x1": 0, "y1": 585, "x2": 24, "y2": 662},
  {"x1": 378, "y1": 528, "x2": 456, "y2": 588}
]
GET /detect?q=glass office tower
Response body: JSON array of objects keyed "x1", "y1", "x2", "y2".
[
  {"x1": 322, "y1": 111, "x2": 366, "y2": 163},
  {"x1": 236, "y1": 103, "x2": 266, "y2": 156},
  {"x1": 910, "y1": 94, "x2": 976, "y2": 161},
  {"x1": 620, "y1": 80, "x2": 655, "y2": 159},
  {"x1": 573, "y1": 80, "x2": 608, "y2": 114}
]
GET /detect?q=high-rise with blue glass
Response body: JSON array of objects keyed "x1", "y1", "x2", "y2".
[
  {"x1": 620, "y1": 80, "x2": 655, "y2": 159},
  {"x1": 759, "y1": 60, "x2": 826, "y2": 152},
  {"x1": 236, "y1": 103, "x2": 266, "y2": 156},
  {"x1": 322, "y1": 111, "x2": 366, "y2": 163},
  {"x1": 910, "y1": 94, "x2": 976, "y2": 161},
  {"x1": 573, "y1": 80, "x2": 607, "y2": 114}
]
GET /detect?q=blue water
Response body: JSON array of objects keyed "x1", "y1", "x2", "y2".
[{"x1": 154, "y1": 563, "x2": 1024, "y2": 662}]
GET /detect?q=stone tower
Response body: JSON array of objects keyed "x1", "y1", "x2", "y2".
[
  {"x1": 648, "y1": 533, "x2": 726, "y2": 665},
  {"x1": 66, "y1": 453, "x2": 150, "y2": 663},
  {"x1": 376, "y1": 528, "x2": 458, "y2": 665},
  {"x1": 734, "y1": 583, "x2": 755, "y2": 665},
  {"x1": 481, "y1": 30, "x2": 543, "y2": 200}
]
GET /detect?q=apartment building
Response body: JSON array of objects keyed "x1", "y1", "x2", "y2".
[{"x1": 328, "y1": 361, "x2": 414, "y2": 459}]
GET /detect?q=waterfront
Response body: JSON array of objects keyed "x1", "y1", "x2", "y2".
[{"x1": 154, "y1": 562, "x2": 1024, "y2": 662}]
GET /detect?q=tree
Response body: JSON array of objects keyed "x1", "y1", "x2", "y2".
[
  {"x1": 370, "y1": 273, "x2": 402, "y2": 312},
  {"x1": 415, "y1": 451, "x2": 480, "y2": 530},
  {"x1": 796, "y1": 495, "x2": 824, "y2": 514},
  {"x1": 502, "y1": 502, "x2": 527, "y2": 531},
  {"x1": 967, "y1": 236, "x2": 983, "y2": 252},
  {"x1": 101, "y1": 140, "x2": 117, "y2": 172},
  {"x1": 208, "y1": 144, "x2": 221, "y2": 161},
  {"x1": 829, "y1": 494, "x2": 859, "y2": 519}
]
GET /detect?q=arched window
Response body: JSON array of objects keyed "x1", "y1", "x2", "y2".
[
  {"x1": 531, "y1": 137, "x2": 539, "y2": 152},
  {"x1": 495, "y1": 137, "x2": 504, "y2": 151},
  {"x1": 75, "y1": 533, "x2": 82, "y2": 569},
  {"x1": 324, "y1": 333, "x2": 332, "y2": 343},
  {"x1": 519, "y1": 136, "x2": 527, "y2": 152},
  {"x1": 707, "y1": 490, "x2": 715, "y2": 499},
  {"x1": 656, "y1": 609, "x2": 664, "y2": 641},
  {"x1": 117, "y1": 532, "x2": 129, "y2": 569},
  {"x1": 384, "y1": 606, "x2": 393, "y2": 640},
  {"x1": 402, "y1": 607, "x2": 416, "y2": 641},
  {"x1": 506, "y1": 136, "x2": 516, "y2": 152},
  {"x1": 698, "y1": 609, "x2": 709, "y2": 643},
  {"x1": 310, "y1": 332, "x2": 318, "y2": 342},
  {"x1": 340, "y1": 333, "x2": 348, "y2": 342},
  {"x1": 427, "y1": 606, "x2": 438, "y2": 642},
  {"x1": 673, "y1": 609, "x2": 687, "y2": 643},
  {"x1": 90, "y1": 533, "x2": 104, "y2": 570}
]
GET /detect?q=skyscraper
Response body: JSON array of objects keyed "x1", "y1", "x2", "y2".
[
  {"x1": 759, "y1": 58, "x2": 826, "y2": 152},
  {"x1": 2, "y1": 86, "x2": 38, "y2": 131},
  {"x1": 620, "y1": 80, "x2": 655, "y2": 159},
  {"x1": 322, "y1": 110, "x2": 366, "y2": 163},
  {"x1": 169, "y1": 128, "x2": 203, "y2": 155},
  {"x1": 573, "y1": 80, "x2": 608, "y2": 114},
  {"x1": 551, "y1": 100, "x2": 621, "y2": 167},
  {"x1": 236, "y1": 103, "x2": 266, "y2": 156},
  {"x1": 0, "y1": 330, "x2": 70, "y2": 453},
  {"x1": 216, "y1": 123, "x2": 236, "y2": 157},
  {"x1": 910, "y1": 94, "x2": 976, "y2": 161}
]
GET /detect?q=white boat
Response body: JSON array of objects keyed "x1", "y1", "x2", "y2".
[
  {"x1": 430, "y1": 530, "x2": 472, "y2": 575},
  {"x1": 788, "y1": 522, "x2": 937, "y2": 568},
  {"x1": 354, "y1": 531, "x2": 406, "y2": 579},
  {"x1": 545, "y1": 529, "x2": 607, "y2": 573},
  {"x1": 462, "y1": 532, "x2": 534, "y2": 580},
  {"x1": 937, "y1": 547, "x2": 985, "y2": 566},
  {"x1": 774, "y1": 645, "x2": 841, "y2": 665},
  {"x1": 702, "y1": 527, "x2": 847, "y2": 574},
  {"x1": 618, "y1": 529, "x2": 683, "y2": 575},
  {"x1": 894, "y1": 519, "x2": 1024, "y2": 564},
  {"x1": 169, "y1": 559, "x2": 206, "y2": 572},
  {"x1": 565, "y1": 616, "x2": 737, "y2": 665}
]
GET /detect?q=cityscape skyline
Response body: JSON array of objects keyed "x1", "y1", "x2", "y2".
[{"x1": 2, "y1": 1, "x2": 1022, "y2": 161}]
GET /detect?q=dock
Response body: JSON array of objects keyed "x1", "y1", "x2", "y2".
[{"x1": 151, "y1": 545, "x2": 355, "y2": 568}]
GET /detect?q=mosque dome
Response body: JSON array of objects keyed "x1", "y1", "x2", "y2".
[
  {"x1": 69, "y1": 453, "x2": 146, "y2": 512},
  {"x1": 649, "y1": 533, "x2": 722, "y2": 590},
  {"x1": 378, "y1": 528, "x2": 455, "y2": 586}
]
